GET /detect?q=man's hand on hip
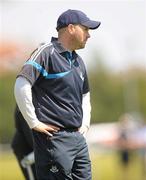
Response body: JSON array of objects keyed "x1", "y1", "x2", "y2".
[
  {"x1": 33, "y1": 122, "x2": 60, "y2": 136},
  {"x1": 79, "y1": 125, "x2": 89, "y2": 138}
]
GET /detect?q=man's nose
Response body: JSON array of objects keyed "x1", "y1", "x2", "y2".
[{"x1": 87, "y1": 32, "x2": 90, "y2": 38}]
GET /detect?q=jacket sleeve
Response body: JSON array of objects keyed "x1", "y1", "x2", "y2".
[
  {"x1": 14, "y1": 76, "x2": 41, "y2": 129},
  {"x1": 82, "y1": 92, "x2": 91, "y2": 129}
]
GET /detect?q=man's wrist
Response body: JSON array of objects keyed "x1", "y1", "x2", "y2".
[{"x1": 29, "y1": 120, "x2": 41, "y2": 129}]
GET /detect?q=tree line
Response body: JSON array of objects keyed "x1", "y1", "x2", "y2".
[{"x1": 0, "y1": 58, "x2": 146, "y2": 143}]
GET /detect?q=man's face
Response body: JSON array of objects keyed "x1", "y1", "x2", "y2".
[{"x1": 71, "y1": 24, "x2": 90, "y2": 50}]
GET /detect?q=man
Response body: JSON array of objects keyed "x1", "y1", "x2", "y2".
[
  {"x1": 14, "y1": 9, "x2": 101, "y2": 180},
  {"x1": 11, "y1": 105, "x2": 36, "y2": 180}
]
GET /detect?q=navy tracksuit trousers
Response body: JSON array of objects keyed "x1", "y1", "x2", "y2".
[{"x1": 33, "y1": 129, "x2": 92, "y2": 180}]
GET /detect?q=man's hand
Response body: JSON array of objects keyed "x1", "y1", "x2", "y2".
[
  {"x1": 33, "y1": 122, "x2": 60, "y2": 136},
  {"x1": 79, "y1": 125, "x2": 89, "y2": 138}
]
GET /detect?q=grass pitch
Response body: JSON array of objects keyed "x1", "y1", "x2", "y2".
[{"x1": 0, "y1": 149, "x2": 145, "y2": 180}]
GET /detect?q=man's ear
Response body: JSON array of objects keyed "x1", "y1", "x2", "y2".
[{"x1": 67, "y1": 24, "x2": 75, "y2": 34}]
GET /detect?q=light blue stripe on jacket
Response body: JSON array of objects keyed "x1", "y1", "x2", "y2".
[{"x1": 25, "y1": 60, "x2": 70, "y2": 79}]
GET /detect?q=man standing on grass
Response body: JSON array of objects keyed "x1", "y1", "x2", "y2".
[{"x1": 14, "y1": 9, "x2": 100, "y2": 180}]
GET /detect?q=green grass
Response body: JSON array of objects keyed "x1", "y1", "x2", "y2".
[
  {"x1": 91, "y1": 150, "x2": 145, "y2": 180},
  {"x1": 0, "y1": 151, "x2": 24, "y2": 180},
  {"x1": 0, "y1": 149, "x2": 145, "y2": 180}
]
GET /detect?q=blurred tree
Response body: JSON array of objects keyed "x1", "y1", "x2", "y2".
[
  {"x1": 0, "y1": 73, "x2": 16, "y2": 143},
  {"x1": 89, "y1": 55, "x2": 124, "y2": 123},
  {"x1": 88, "y1": 55, "x2": 146, "y2": 124},
  {"x1": 0, "y1": 59, "x2": 146, "y2": 143}
]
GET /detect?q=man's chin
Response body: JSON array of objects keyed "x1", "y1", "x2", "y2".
[{"x1": 77, "y1": 44, "x2": 86, "y2": 50}]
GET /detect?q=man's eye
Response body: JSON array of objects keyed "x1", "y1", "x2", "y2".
[{"x1": 84, "y1": 27, "x2": 89, "y2": 31}]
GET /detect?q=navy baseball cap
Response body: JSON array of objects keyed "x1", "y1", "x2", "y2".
[{"x1": 56, "y1": 9, "x2": 101, "y2": 31}]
